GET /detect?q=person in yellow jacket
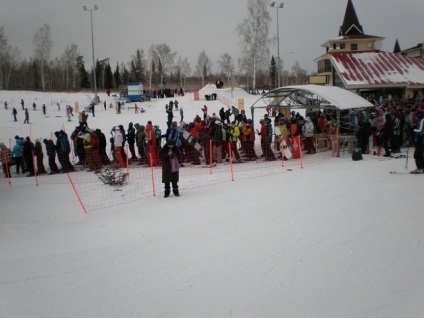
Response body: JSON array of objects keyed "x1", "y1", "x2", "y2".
[
  {"x1": 230, "y1": 120, "x2": 242, "y2": 162},
  {"x1": 79, "y1": 129, "x2": 93, "y2": 170},
  {"x1": 275, "y1": 117, "x2": 289, "y2": 153},
  {"x1": 79, "y1": 128, "x2": 101, "y2": 172}
]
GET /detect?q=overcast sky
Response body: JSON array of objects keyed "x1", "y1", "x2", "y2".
[{"x1": 1, "y1": 0, "x2": 423, "y2": 75}]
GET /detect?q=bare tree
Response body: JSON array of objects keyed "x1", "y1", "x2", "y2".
[
  {"x1": 33, "y1": 23, "x2": 52, "y2": 91},
  {"x1": 175, "y1": 56, "x2": 191, "y2": 89},
  {"x1": 237, "y1": 56, "x2": 253, "y2": 91},
  {"x1": 0, "y1": 27, "x2": 21, "y2": 90},
  {"x1": 291, "y1": 61, "x2": 308, "y2": 85},
  {"x1": 150, "y1": 43, "x2": 176, "y2": 85},
  {"x1": 217, "y1": 53, "x2": 235, "y2": 84},
  {"x1": 50, "y1": 57, "x2": 62, "y2": 89},
  {"x1": 61, "y1": 44, "x2": 79, "y2": 90},
  {"x1": 195, "y1": 50, "x2": 212, "y2": 88},
  {"x1": 236, "y1": 0, "x2": 272, "y2": 91},
  {"x1": 146, "y1": 45, "x2": 156, "y2": 90}
]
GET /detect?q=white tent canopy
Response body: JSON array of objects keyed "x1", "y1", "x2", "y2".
[
  {"x1": 251, "y1": 84, "x2": 375, "y2": 111},
  {"x1": 249, "y1": 85, "x2": 374, "y2": 158}
]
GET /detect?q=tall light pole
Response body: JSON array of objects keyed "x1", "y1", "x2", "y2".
[
  {"x1": 83, "y1": 5, "x2": 98, "y2": 104},
  {"x1": 271, "y1": 2, "x2": 284, "y2": 88}
]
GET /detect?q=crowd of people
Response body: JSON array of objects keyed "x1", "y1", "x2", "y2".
[
  {"x1": 2, "y1": 96, "x2": 424, "y2": 183},
  {"x1": 306, "y1": 96, "x2": 424, "y2": 173}
]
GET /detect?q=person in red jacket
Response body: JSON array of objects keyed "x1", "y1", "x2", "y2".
[
  {"x1": 146, "y1": 122, "x2": 159, "y2": 166},
  {"x1": 317, "y1": 112, "x2": 326, "y2": 133},
  {"x1": 0, "y1": 143, "x2": 13, "y2": 177},
  {"x1": 290, "y1": 118, "x2": 302, "y2": 159},
  {"x1": 258, "y1": 118, "x2": 275, "y2": 161}
]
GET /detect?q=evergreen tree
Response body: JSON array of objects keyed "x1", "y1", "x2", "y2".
[
  {"x1": 269, "y1": 56, "x2": 276, "y2": 89},
  {"x1": 95, "y1": 59, "x2": 102, "y2": 89},
  {"x1": 130, "y1": 48, "x2": 145, "y2": 82},
  {"x1": 129, "y1": 61, "x2": 136, "y2": 82},
  {"x1": 122, "y1": 65, "x2": 130, "y2": 85},
  {"x1": 76, "y1": 56, "x2": 90, "y2": 89},
  {"x1": 104, "y1": 62, "x2": 113, "y2": 89},
  {"x1": 79, "y1": 65, "x2": 90, "y2": 89},
  {"x1": 113, "y1": 63, "x2": 121, "y2": 88}
]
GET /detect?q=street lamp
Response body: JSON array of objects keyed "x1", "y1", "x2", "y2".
[
  {"x1": 83, "y1": 5, "x2": 98, "y2": 104},
  {"x1": 271, "y1": 2, "x2": 284, "y2": 88}
]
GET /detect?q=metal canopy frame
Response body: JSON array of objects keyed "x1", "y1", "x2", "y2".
[
  {"x1": 249, "y1": 85, "x2": 375, "y2": 157},
  {"x1": 250, "y1": 84, "x2": 375, "y2": 111}
]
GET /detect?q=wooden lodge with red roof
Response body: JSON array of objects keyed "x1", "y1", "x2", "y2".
[{"x1": 310, "y1": 0, "x2": 424, "y2": 102}]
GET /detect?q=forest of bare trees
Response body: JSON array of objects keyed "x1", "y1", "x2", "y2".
[{"x1": 0, "y1": 0, "x2": 310, "y2": 93}]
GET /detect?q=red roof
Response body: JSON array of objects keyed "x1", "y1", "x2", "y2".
[{"x1": 329, "y1": 51, "x2": 424, "y2": 87}]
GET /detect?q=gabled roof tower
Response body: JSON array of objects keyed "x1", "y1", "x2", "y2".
[
  {"x1": 339, "y1": 0, "x2": 364, "y2": 36},
  {"x1": 393, "y1": 39, "x2": 401, "y2": 54}
]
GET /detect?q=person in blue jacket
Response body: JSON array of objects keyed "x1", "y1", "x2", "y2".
[{"x1": 12, "y1": 136, "x2": 24, "y2": 175}]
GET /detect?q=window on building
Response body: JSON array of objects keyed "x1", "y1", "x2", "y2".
[
  {"x1": 351, "y1": 43, "x2": 358, "y2": 51},
  {"x1": 340, "y1": 43, "x2": 345, "y2": 49},
  {"x1": 317, "y1": 59, "x2": 332, "y2": 73},
  {"x1": 333, "y1": 71, "x2": 345, "y2": 88}
]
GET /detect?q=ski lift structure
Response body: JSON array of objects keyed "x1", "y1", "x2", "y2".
[{"x1": 250, "y1": 84, "x2": 375, "y2": 157}]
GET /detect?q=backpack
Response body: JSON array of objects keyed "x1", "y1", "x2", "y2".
[
  {"x1": 58, "y1": 137, "x2": 69, "y2": 153},
  {"x1": 214, "y1": 126, "x2": 223, "y2": 141},
  {"x1": 352, "y1": 148, "x2": 363, "y2": 161},
  {"x1": 169, "y1": 127, "x2": 182, "y2": 147},
  {"x1": 153, "y1": 125, "x2": 162, "y2": 141},
  {"x1": 265, "y1": 124, "x2": 273, "y2": 137}
]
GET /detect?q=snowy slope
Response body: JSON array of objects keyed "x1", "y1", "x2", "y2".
[{"x1": 0, "y1": 89, "x2": 423, "y2": 318}]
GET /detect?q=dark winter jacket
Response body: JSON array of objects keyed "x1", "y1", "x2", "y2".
[
  {"x1": 159, "y1": 144, "x2": 182, "y2": 184},
  {"x1": 127, "y1": 125, "x2": 136, "y2": 145},
  {"x1": 43, "y1": 139, "x2": 56, "y2": 157},
  {"x1": 382, "y1": 114, "x2": 393, "y2": 138},
  {"x1": 34, "y1": 141, "x2": 44, "y2": 158},
  {"x1": 136, "y1": 125, "x2": 146, "y2": 149},
  {"x1": 97, "y1": 131, "x2": 107, "y2": 149},
  {"x1": 23, "y1": 139, "x2": 34, "y2": 158},
  {"x1": 356, "y1": 122, "x2": 372, "y2": 141}
]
